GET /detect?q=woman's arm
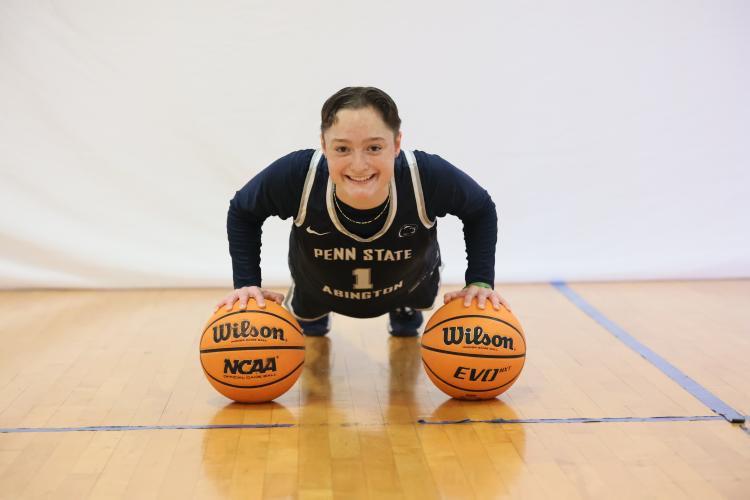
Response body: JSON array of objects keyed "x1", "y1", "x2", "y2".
[
  {"x1": 415, "y1": 151, "x2": 510, "y2": 310},
  {"x1": 216, "y1": 149, "x2": 314, "y2": 311}
]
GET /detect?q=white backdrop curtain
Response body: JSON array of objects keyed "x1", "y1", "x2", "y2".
[{"x1": 1, "y1": 0, "x2": 748, "y2": 288}]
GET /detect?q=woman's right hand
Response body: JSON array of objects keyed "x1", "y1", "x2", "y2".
[{"x1": 214, "y1": 286, "x2": 285, "y2": 312}]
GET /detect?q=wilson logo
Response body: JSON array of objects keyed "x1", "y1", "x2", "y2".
[
  {"x1": 223, "y1": 357, "x2": 277, "y2": 375},
  {"x1": 213, "y1": 321, "x2": 286, "y2": 343},
  {"x1": 443, "y1": 326, "x2": 514, "y2": 350},
  {"x1": 453, "y1": 366, "x2": 509, "y2": 382}
]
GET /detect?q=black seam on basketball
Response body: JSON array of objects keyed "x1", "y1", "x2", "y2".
[
  {"x1": 200, "y1": 346, "x2": 305, "y2": 354},
  {"x1": 201, "y1": 361, "x2": 304, "y2": 389},
  {"x1": 203, "y1": 309, "x2": 303, "y2": 337},
  {"x1": 420, "y1": 344, "x2": 525, "y2": 359},
  {"x1": 421, "y1": 360, "x2": 521, "y2": 393},
  {"x1": 423, "y1": 314, "x2": 526, "y2": 349}
]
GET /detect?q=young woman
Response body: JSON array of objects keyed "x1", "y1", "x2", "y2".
[{"x1": 215, "y1": 87, "x2": 508, "y2": 336}]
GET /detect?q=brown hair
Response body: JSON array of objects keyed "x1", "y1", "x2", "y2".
[{"x1": 321, "y1": 87, "x2": 401, "y2": 137}]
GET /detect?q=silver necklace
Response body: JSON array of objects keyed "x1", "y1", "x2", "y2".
[{"x1": 333, "y1": 186, "x2": 391, "y2": 225}]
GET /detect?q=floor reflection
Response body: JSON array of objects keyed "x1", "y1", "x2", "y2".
[
  {"x1": 299, "y1": 336, "x2": 332, "y2": 403},
  {"x1": 200, "y1": 400, "x2": 295, "y2": 498},
  {"x1": 385, "y1": 336, "x2": 428, "y2": 423},
  {"x1": 425, "y1": 397, "x2": 527, "y2": 492},
  {"x1": 200, "y1": 328, "x2": 527, "y2": 497},
  {"x1": 387, "y1": 337, "x2": 422, "y2": 395}
]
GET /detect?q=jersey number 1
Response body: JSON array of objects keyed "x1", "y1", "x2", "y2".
[{"x1": 352, "y1": 268, "x2": 373, "y2": 290}]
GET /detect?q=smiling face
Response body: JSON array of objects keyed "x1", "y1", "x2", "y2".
[{"x1": 321, "y1": 106, "x2": 402, "y2": 209}]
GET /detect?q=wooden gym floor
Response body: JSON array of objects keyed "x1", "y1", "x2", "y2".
[{"x1": 0, "y1": 281, "x2": 748, "y2": 499}]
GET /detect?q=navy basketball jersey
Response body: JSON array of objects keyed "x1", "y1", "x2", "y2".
[{"x1": 285, "y1": 150, "x2": 441, "y2": 320}]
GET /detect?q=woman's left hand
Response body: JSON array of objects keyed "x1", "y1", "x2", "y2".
[{"x1": 443, "y1": 285, "x2": 511, "y2": 311}]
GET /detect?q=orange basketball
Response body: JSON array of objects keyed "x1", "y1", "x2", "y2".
[
  {"x1": 199, "y1": 300, "x2": 305, "y2": 403},
  {"x1": 421, "y1": 298, "x2": 526, "y2": 400}
]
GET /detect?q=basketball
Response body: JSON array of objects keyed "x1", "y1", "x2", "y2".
[
  {"x1": 199, "y1": 300, "x2": 305, "y2": 403},
  {"x1": 421, "y1": 298, "x2": 526, "y2": 400}
]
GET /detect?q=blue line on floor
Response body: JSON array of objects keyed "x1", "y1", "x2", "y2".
[
  {"x1": 418, "y1": 415, "x2": 723, "y2": 425},
  {"x1": 0, "y1": 423, "x2": 294, "y2": 434},
  {"x1": 552, "y1": 281, "x2": 746, "y2": 424}
]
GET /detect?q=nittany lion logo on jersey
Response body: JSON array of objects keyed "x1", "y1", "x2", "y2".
[{"x1": 398, "y1": 224, "x2": 418, "y2": 237}]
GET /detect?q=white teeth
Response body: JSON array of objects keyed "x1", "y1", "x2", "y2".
[{"x1": 347, "y1": 174, "x2": 375, "y2": 183}]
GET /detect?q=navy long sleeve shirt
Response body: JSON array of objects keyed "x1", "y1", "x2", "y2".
[{"x1": 227, "y1": 149, "x2": 497, "y2": 289}]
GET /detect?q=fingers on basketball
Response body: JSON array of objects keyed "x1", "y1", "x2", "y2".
[
  {"x1": 237, "y1": 290, "x2": 250, "y2": 309},
  {"x1": 266, "y1": 292, "x2": 284, "y2": 304},
  {"x1": 217, "y1": 293, "x2": 236, "y2": 312},
  {"x1": 249, "y1": 290, "x2": 266, "y2": 308},
  {"x1": 498, "y1": 296, "x2": 511, "y2": 311}
]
